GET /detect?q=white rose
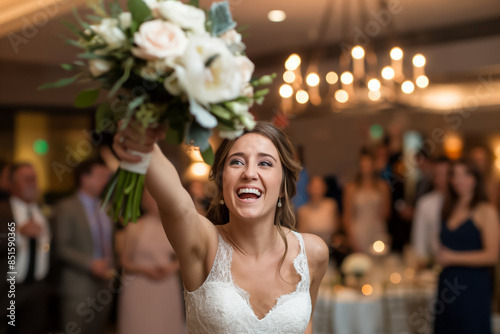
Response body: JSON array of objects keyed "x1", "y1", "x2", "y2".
[
  {"x1": 132, "y1": 20, "x2": 188, "y2": 60},
  {"x1": 90, "y1": 18, "x2": 126, "y2": 50},
  {"x1": 235, "y1": 56, "x2": 254, "y2": 84},
  {"x1": 219, "y1": 127, "x2": 244, "y2": 139},
  {"x1": 157, "y1": 1, "x2": 206, "y2": 34},
  {"x1": 89, "y1": 59, "x2": 113, "y2": 77},
  {"x1": 175, "y1": 35, "x2": 242, "y2": 105},
  {"x1": 220, "y1": 29, "x2": 242, "y2": 46},
  {"x1": 119, "y1": 12, "x2": 132, "y2": 30},
  {"x1": 226, "y1": 102, "x2": 256, "y2": 130}
]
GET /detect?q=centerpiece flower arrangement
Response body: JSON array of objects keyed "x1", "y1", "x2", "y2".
[{"x1": 40, "y1": 0, "x2": 274, "y2": 224}]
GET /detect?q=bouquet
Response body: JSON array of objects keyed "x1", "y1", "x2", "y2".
[{"x1": 39, "y1": 0, "x2": 274, "y2": 224}]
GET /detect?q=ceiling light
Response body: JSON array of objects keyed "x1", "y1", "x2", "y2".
[
  {"x1": 283, "y1": 71, "x2": 295, "y2": 83},
  {"x1": 285, "y1": 54, "x2": 301, "y2": 71},
  {"x1": 413, "y1": 54, "x2": 426, "y2": 67},
  {"x1": 296, "y1": 90, "x2": 309, "y2": 104},
  {"x1": 279, "y1": 84, "x2": 293, "y2": 98},
  {"x1": 367, "y1": 79, "x2": 381, "y2": 91},
  {"x1": 381, "y1": 66, "x2": 394, "y2": 80},
  {"x1": 390, "y1": 47, "x2": 403, "y2": 61},
  {"x1": 326, "y1": 71, "x2": 338, "y2": 84},
  {"x1": 340, "y1": 71, "x2": 353, "y2": 85},
  {"x1": 306, "y1": 73, "x2": 320, "y2": 87},
  {"x1": 268, "y1": 10, "x2": 286, "y2": 23},
  {"x1": 335, "y1": 89, "x2": 349, "y2": 103},
  {"x1": 401, "y1": 80, "x2": 415, "y2": 94},
  {"x1": 351, "y1": 46, "x2": 365, "y2": 59},
  {"x1": 416, "y1": 75, "x2": 429, "y2": 88}
]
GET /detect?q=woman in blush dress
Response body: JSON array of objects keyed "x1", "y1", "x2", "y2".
[
  {"x1": 297, "y1": 175, "x2": 338, "y2": 246},
  {"x1": 434, "y1": 160, "x2": 499, "y2": 334},
  {"x1": 118, "y1": 189, "x2": 185, "y2": 334},
  {"x1": 343, "y1": 149, "x2": 391, "y2": 253}
]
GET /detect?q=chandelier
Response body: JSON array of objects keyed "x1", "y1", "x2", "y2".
[
  {"x1": 278, "y1": 46, "x2": 429, "y2": 113},
  {"x1": 277, "y1": 0, "x2": 429, "y2": 114}
]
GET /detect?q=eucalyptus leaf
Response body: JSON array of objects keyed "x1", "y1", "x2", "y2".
[
  {"x1": 189, "y1": 0, "x2": 200, "y2": 8},
  {"x1": 37, "y1": 73, "x2": 82, "y2": 90},
  {"x1": 95, "y1": 102, "x2": 113, "y2": 133},
  {"x1": 185, "y1": 122, "x2": 212, "y2": 151},
  {"x1": 72, "y1": 7, "x2": 90, "y2": 29},
  {"x1": 128, "y1": 0, "x2": 151, "y2": 24},
  {"x1": 74, "y1": 88, "x2": 100, "y2": 108},
  {"x1": 61, "y1": 63, "x2": 74, "y2": 71},
  {"x1": 210, "y1": 1, "x2": 236, "y2": 36},
  {"x1": 201, "y1": 145, "x2": 214, "y2": 166},
  {"x1": 110, "y1": 1, "x2": 123, "y2": 18}
]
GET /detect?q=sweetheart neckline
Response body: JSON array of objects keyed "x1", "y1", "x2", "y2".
[{"x1": 222, "y1": 231, "x2": 305, "y2": 321}]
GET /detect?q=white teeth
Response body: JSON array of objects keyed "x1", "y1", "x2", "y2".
[{"x1": 237, "y1": 188, "x2": 262, "y2": 197}]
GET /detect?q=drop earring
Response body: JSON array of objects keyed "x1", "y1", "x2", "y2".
[
  {"x1": 219, "y1": 199, "x2": 224, "y2": 205},
  {"x1": 277, "y1": 197, "x2": 282, "y2": 208}
]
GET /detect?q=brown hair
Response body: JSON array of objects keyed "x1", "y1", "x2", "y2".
[
  {"x1": 355, "y1": 147, "x2": 380, "y2": 187},
  {"x1": 441, "y1": 159, "x2": 489, "y2": 221},
  {"x1": 206, "y1": 121, "x2": 302, "y2": 278}
]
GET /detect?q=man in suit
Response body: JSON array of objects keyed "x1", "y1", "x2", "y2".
[
  {"x1": 55, "y1": 159, "x2": 115, "y2": 334},
  {"x1": 0, "y1": 163, "x2": 51, "y2": 334}
]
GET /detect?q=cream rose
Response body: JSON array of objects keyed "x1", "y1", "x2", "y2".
[
  {"x1": 157, "y1": 1, "x2": 206, "y2": 35},
  {"x1": 89, "y1": 59, "x2": 113, "y2": 77},
  {"x1": 132, "y1": 20, "x2": 188, "y2": 60},
  {"x1": 118, "y1": 12, "x2": 132, "y2": 30},
  {"x1": 174, "y1": 35, "x2": 242, "y2": 105},
  {"x1": 90, "y1": 18, "x2": 126, "y2": 50},
  {"x1": 235, "y1": 56, "x2": 254, "y2": 84}
]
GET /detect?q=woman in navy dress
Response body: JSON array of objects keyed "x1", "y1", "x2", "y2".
[{"x1": 434, "y1": 160, "x2": 499, "y2": 334}]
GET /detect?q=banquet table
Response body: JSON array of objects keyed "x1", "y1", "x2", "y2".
[{"x1": 313, "y1": 282, "x2": 436, "y2": 334}]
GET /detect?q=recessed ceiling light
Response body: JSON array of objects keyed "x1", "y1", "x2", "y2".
[{"x1": 268, "y1": 10, "x2": 286, "y2": 23}]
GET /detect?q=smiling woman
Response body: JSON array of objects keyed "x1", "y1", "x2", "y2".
[{"x1": 113, "y1": 120, "x2": 329, "y2": 333}]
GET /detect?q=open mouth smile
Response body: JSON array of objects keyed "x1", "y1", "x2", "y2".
[{"x1": 236, "y1": 187, "x2": 263, "y2": 202}]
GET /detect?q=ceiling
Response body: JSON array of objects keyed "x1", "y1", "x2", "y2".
[{"x1": 0, "y1": 0, "x2": 499, "y2": 111}]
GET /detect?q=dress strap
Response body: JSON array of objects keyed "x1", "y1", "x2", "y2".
[{"x1": 291, "y1": 231, "x2": 310, "y2": 292}]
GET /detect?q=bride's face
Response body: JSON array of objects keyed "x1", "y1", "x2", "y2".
[{"x1": 222, "y1": 133, "x2": 283, "y2": 221}]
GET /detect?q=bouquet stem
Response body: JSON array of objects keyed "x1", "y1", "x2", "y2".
[{"x1": 101, "y1": 150, "x2": 152, "y2": 225}]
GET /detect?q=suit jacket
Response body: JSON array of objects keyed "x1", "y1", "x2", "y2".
[
  {"x1": 0, "y1": 201, "x2": 14, "y2": 300},
  {"x1": 55, "y1": 194, "x2": 115, "y2": 298}
]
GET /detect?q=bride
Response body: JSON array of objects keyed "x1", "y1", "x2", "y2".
[{"x1": 114, "y1": 121, "x2": 329, "y2": 333}]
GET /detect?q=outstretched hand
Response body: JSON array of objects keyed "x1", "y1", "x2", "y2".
[{"x1": 112, "y1": 119, "x2": 166, "y2": 163}]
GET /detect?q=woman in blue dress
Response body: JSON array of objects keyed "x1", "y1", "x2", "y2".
[{"x1": 434, "y1": 160, "x2": 499, "y2": 334}]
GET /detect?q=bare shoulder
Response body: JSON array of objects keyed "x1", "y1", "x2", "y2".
[
  {"x1": 301, "y1": 233, "x2": 329, "y2": 274},
  {"x1": 474, "y1": 202, "x2": 499, "y2": 226}
]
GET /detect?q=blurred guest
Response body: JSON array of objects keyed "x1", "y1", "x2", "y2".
[
  {"x1": 434, "y1": 160, "x2": 499, "y2": 334},
  {"x1": 0, "y1": 163, "x2": 51, "y2": 334},
  {"x1": 292, "y1": 145, "x2": 309, "y2": 210},
  {"x1": 343, "y1": 150, "x2": 390, "y2": 253},
  {"x1": 411, "y1": 156, "x2": 450, "y2": 269},
  {"x1": 469, "y1": 146, "x2": 498, "y2": 206},
  {"x1": 118, "y1": 189, "x2": 185, "y2": 334},
  {"x1": 0, "y1": 160, "x2": 11, "y2": 201},
  {"x1": 413, "y1": 148, "x2": 434, "y2": 202},
  {"x1": 387, "y1": 157, "x2": 414, "y2": 253},
  {"x1": 297, "y1": 176, "x2": 338, "y2": 246},
  {"x1": 187, "y1": 180, "x2": 210, "y2": 216},
  {"x1": 55, "y1": 159, "x2": 114, "y2": 334}
]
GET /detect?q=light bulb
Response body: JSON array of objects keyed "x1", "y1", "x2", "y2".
[
  {"x1": 390, "y1": 47, "x2": 403, "y2": 60},
  {"x1": 285, "y1": 54, "x2": 301, "y2": 71},
  {"x1": 413, "y1": 54, "x2": 426, "y2": 67},
  {"x1": 368, "y1": 79, "x2": 381, "y2": 91},
  {"x1": 401, "y1": 80, "x2": 415, "y2": 94},
  {"x1": 340, "y1": 71, "x2": 353, "y2": 85},
  {"x1": 296, "y1": 90, "x2": 309, "y2": 104},
  {"x1": 351, "y1": 46, "x2": 365, "y2": 59},
  {"x1": 279, "y1": 84, "x2": 293, "y2": 98},
  {"x1": 326, "y1": 71, "x2": 338, "y2": 84},
  {"x1": 416, "y1": 75, "x2": 429, "y2": 88},
  {"x1": 381, "y1": 66, "x2": 394, "y2": 80},
  {"x1": 306, "y1": 73, "x2": 320, "y2": 87},
  {"x1": 334, "y1": 89, "x2": 349, "y2": 103}
]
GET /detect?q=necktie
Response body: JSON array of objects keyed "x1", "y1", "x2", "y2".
[
  {"x1": 94, "y1": 208, "x2": 108, "y2": 260},
  {"x1": 25, "y1": 205, "x2": 37, "y2": 283}
]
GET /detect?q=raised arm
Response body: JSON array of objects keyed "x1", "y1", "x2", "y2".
[{"x1": 113, "y1": 122, "x2": 218, "y2": 290}]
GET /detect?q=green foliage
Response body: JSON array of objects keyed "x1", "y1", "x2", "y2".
[{"x1": 74, "y1": 88, "x2": 100, "y2": 108}]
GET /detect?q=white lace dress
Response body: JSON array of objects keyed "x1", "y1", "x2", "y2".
[{"x1": 184, "y1": 230, "x2": 312, "y2": 333}]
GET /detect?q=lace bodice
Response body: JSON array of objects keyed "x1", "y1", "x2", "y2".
[{"x1": 184, "y1": 230, "x2": 312, "y2": 333}]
